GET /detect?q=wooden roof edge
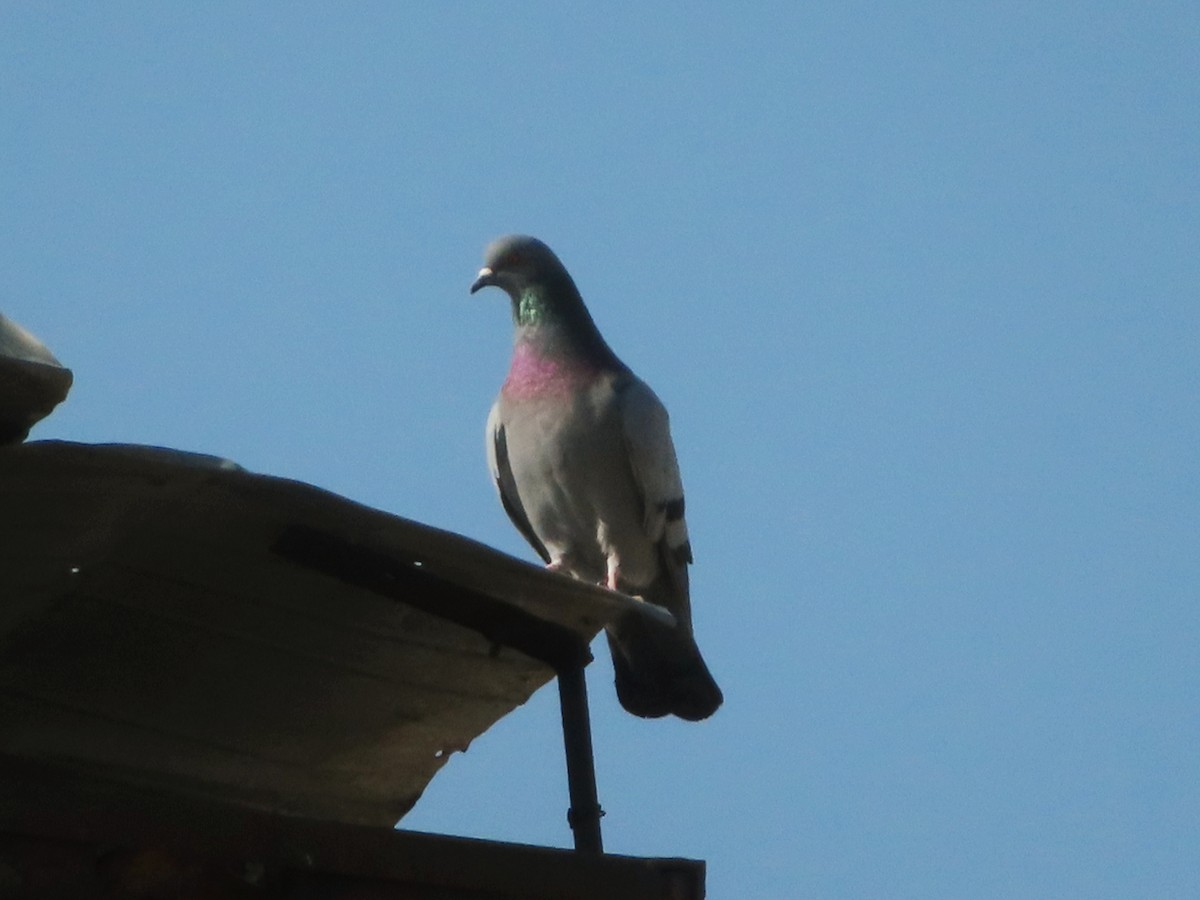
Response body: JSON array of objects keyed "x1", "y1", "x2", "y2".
[
  {"x1": 0, "y1": 754, "x2": 705, "y2": 900},
  {"x1": 3, "y1": 439, "x2": 680, "y2": 640}
]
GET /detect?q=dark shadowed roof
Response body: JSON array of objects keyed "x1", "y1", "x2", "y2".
[
  {"x1": 0, "y1": 440, "x2": 663, "y2": 827},
  {"x1": 0, "y1": 754, "x2": 706, "y2": 899}
]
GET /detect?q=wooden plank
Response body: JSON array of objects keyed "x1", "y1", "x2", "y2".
[{"x1": 0, "y1": 440, "x2": 683, "y2": 827}]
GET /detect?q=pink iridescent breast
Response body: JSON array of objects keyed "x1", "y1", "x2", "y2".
[{"x1": 502, "y1": 341, "x2": 599, "y2": 399}]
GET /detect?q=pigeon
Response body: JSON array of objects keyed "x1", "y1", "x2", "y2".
[{"x1": 471, "y1": 234, "x2": 722, "y2": 721}]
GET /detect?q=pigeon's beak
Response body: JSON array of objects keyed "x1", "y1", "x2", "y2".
[{"x1": 469, "y1": 267, "x2": 495, "y2": 295}]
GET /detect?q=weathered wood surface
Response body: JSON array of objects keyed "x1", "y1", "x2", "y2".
[{"x1": 0, "y1": 441, "x2": 653, "y2": 826}]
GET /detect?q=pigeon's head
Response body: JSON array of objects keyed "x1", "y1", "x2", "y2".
[{"x1": 469, "y1": 234, "x2": 567, "y2": 300}]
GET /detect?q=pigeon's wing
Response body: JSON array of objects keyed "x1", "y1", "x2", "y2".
[
  {"x1": 609, "y1": 376, "x2": 722, "y2": 720},
  {"x1": 617, "y1": 377, "x2": 693, "y2": 604},
  {"x1": 486, "y1": 399, "x2": 551, "y2": 564}
]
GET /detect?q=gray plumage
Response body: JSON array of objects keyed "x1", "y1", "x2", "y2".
[{"x1": 471, "y1": 235, "x2": 722, "y2": 721}]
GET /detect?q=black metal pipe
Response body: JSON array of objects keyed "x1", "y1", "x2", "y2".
[{"x1": 557, "y1": 664, "x2": 603, "y2": 853}]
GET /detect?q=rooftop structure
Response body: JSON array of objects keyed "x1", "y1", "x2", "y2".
[{"x1": 0, "y1": 315, "x2": 705, "y2": 898}]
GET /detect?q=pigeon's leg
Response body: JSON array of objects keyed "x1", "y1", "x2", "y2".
[{"x1": 604, "y1": 556, "x2": 621, "y2": 592}]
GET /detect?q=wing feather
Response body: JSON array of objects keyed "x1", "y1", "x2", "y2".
[
  {"x1": 486, "y1": 400, "x2": 550, "y2": 564},
  {"x1": 618, "y1": 377, "x2": 693, "y2": 593}
]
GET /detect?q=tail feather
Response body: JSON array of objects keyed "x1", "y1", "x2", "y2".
[{"x1": 606, "y1": 612, "x2": 723, "y2": 721}]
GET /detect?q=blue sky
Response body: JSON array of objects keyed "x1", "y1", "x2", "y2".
[{"x1": 3, "y1": 4, "x2": 1198, "y2": 897}]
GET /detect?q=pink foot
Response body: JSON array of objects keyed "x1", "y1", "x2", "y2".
[{"x1": 604, "y1": 560, "x2": 621, "y2": 592}]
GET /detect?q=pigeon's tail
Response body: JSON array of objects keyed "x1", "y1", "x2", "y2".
[{"x1": 605, "y1": 612, "x2": 723, "y2": 722}]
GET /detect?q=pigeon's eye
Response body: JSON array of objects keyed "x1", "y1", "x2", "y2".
[{"x1": 503, "y1": 251, "x2": 524, "y2": 268}]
